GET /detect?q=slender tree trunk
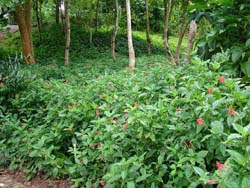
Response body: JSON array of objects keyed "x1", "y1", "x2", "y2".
[
  {"x1": 15, "y1": 1, "x2": 35, "y2": 64},
  {"x1": 24, "y1": 0, "x2": 34, "y2": 57},
  {"x1": 95, "y1": 0, "x2": 100, "y2": 32},
  {"x1": 145, "y1": 0, "x2": 151, "y2": 55},
  {"x1": 126, "y1": 0, "x2": 136, "y2": 71},
  {"x1": 64, "y1": 0, "x2": 70, "y2": 65},
  {"x1": 163, "y1": 0, "x2": 175, "y2": 65},
  {"x1": 61, "y1": 8, "x2": 65, "y2": 33},
  {"x1": 56, "y1": 0, "x2": 60, "y2": 24},
  {"x1": 175, "y1": 0, "x2": 189, "y2": 65},
  {"x1": 185, "y1": 20, "x2": 197, "y2": 63},
  {"x1": 35, "y1": 0, "x2": 42, "y2": 43},
  {"x1": 90, "y1": 28, "x2": 93, "y2": 44},
  {"x1": 111, "y1": 0, "x2": 119, "y2": 59}
]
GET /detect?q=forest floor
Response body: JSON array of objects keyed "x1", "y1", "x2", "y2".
[{"x1": 0, "y1": 170, "x2": 72, "y2": 188}]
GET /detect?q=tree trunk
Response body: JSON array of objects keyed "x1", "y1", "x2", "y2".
[
  {"x1": 185, "y1": 20, "x2": 197, "y2": 63},
  {"x1": 56, "y1": 0, "x2": 60, "y2": 24},
  {"x1": 35, "y1": 0, "x2": 42, "y2": 43},
  {"x1": 64, "y1": 0, "x2": 70, "y2": 65},
  {"x1": 126, "y1": 0, "x2": 136, "y2": 71},
  {"x1": 175, "y1": 0, "x2": 189, "y2": 65},
  {"x1": 111, "y1": 0, "x2": 119, "y2": 59},
  {"x1": 24, "y1": 0, "x2": 34, "y2": 57},
  {"x1": 145, "y1": 0, "x2": 151, "y2": 55},
  {"x1": 15, "y1": 2, "x2": 35, "y2": 64},
  {"x1": 95, "y1": 0, "x2": 100, "y2": 32},
  {"x1": 163, "y1": 0, "x2": 175, "y2": 65}
]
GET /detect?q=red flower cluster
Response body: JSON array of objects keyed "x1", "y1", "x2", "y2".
[
  {"x1": 216, "y1": 161, "x2": 224, "y2": 172},
  {"x1": 122, "y1": 125, "x2": 128, "y2": 130},
  {"x1": 96, "y1": 106, "x2": 100, "y2": 117},
  {"x1": 208, "y1": 88, "x2": 213, "y2": 94},
  {"x1": 207, "y1": 180, "x2": 217, "y2": 185},
  {"x1": 228, "y1": 108, "x2": 235, "y2": 116},
  {"x1": 99, "y1": 180, "x2": 105, "y2": 187},
  {"x1": 184, "y1": 140, "x2": 193, "y2": 147},
  {"x1": 90, "y1": 144, "x2": 101, "y2": 149},
  {"x1": 176, "y1": 108, "x2": 182, "y2": 113},
  {"x1": 197, "y1": 118, "x2": 204, "y2": 126},
  {"x1": 219, "y1": 76, "x2": 225, "y2": 83}
]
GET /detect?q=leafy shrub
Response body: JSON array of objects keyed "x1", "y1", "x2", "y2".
[{"x1": 1, "y1": 58, "x2": 250, "y2": 187}]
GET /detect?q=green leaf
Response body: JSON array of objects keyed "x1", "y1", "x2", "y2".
[
  {"x1": 127, "y1": 181, "x2": 135, "y2": 188},
  {"x1": 193, "y1": 166, "x2": 205, "y2": 177},
  {"x1": 231, "y1": 48, "x2": 243, "y2": 63},
  {"x1": 246, "y1": 39, "x2": 250, "y2": 48},
  {"x1": 240, "y1": 62, "x2": 250, "y2": 77},
  {"x1": 196, "y1": 151, "x2": 208, "y2": 158},
  {"x1": 227, "y1": 150, "x2": 245, "y2": 165},
  {"x1": 211, "y1": 121, "x2": 224, "y2": 134},
  {"x1": 242, "y1": 176, "x2": 250, "y2": 188},
  {"x1": 136, "y1": 174, "x2": 151, "y2": 183},
  {"x1": 233, "y1": 124, "x2": 245, "y2": 135},
  {"x1": 227, "y1": 133, "x2": 242, "y2": 140}
]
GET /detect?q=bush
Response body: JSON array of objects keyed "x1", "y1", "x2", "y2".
[{"x1": 1, "y1": 58, "x2": 250, "y2": 187}]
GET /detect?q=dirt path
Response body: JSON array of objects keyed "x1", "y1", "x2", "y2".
[{"x1": 0, "y1": 170, "x2": 72, "y2": 188}]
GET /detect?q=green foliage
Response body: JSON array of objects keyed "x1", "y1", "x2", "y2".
[
  {"x1": 194, "y1": 0, "x2": 250, "y2": 78},
  {"x1": 1, "y1": 54, "x2": 250, "y2": 187}
]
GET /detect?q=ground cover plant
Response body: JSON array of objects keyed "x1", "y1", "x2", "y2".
[
  {"x1": 0, "y1": 0, "x2": 250, "y2": 187},
  {"x1": 1, "y1": 39, "x2": 250, "y2": 187}
]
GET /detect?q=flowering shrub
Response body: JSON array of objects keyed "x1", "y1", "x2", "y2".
[{"x1": 0, "y1": 59, "x2": 250, "y2": 187}]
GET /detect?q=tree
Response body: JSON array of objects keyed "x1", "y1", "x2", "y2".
[
  {"x1": 111, "y1": 0, "x2": 120, "y2": 60},
  {"x1": 145, "y1": 0, "x2": 151, "y2": 55},
  {"x1": 64, "y1": 0, "x2": 70, "y2": 65},
  {"x1": 34, "y1": 0, "x2": 42, "y2": 43},
  {"x1": 185, "y1": 20, "x2": 197, "y2": 63},
  {"x1": 163, "y1": 0, "x2": 175, "y2": 65},
  {"x1": 55, "y1": 0, "x2": 61, "y2": 24},
  {"x1": 95, "y1": 0, "x2": 100, "y2": 32},
  {"x1": 175, "y1": 0, "x2": 189, "y2": 65},
  {"x1": 15, "y1": 0, "x2": 35, "y2": 64},
  {"x1": 126, "y1": 0, "x2": 135, "y2": 71}
]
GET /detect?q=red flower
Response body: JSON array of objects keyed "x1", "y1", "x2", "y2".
[
  {"x1": 113, "y1": 118, "x2": 119, "y2": 124},
  {"x1": 197, "y1": 118, "x2": 204, "y2": 126},
  {"x1": 122, "y1": 125, "x2": 128, "y2": 130},
  {"x1": 176, "y1": 108, "x2": 182, "y2": 113},
  {"x1": 228, "y1": 108, "x2": 235, "y2": 116},
  {"x1": 207, "y1": 180, "x2": 217, "y2": 185},
  {"x1": 216, "y1": 161, "x2": 224, "y2": 172},
  {"x1": 100, "y1": 180, "x2": 105, "y2": 187},
  {"x1": 208, "y1": 88, "x2": 213, "y2": 94},
  {"x1": 219, "y1": 76, "x2": 225, "y2": 83},
  {"x1": 189, "y1": 140, "x2": 193, "y2": 146},
  {"x1": 96, "y1": 111, "x2": 100, "y2": 117}
]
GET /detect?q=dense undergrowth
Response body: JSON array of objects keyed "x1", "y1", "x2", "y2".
[{"x1": 0, "y1": 26, "x2": 250, "y2": 188}]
